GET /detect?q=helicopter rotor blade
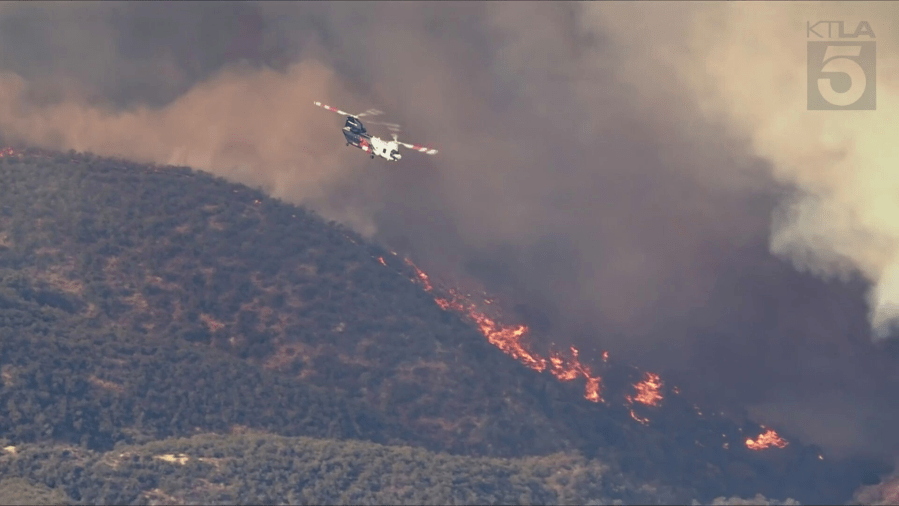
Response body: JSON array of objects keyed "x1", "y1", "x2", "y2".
[
  {"x1": 314, "y1": 102, "x2": 386, "y2": 119},
  {"x1": 355, "y1": 108, "x2": 385, "y2": 118},
  {"x1": 397, "y1": 140, "x2": 438, "y2": 155},
  {"x1": 367, "y1": 121, "x2": 402, "y2": 133},
  {"x1": 313, "y1": 101, "x2": 353, "y2": 117}
]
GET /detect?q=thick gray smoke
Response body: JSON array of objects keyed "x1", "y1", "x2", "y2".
[{"x1": 0, "y1": 1, "x2": 898, "y2": 461}]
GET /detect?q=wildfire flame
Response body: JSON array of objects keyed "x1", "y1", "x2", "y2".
[
  {"x1": 625, "y1": 372, "x2": 664, "y2": 425},
  {"x1": 745, "y1": 427, "x2": 788, "y2": 450},
  {"x1": 409, "y1": 260, "x2": 434, "y2": 292},
  {"x1": 399, "y1": 258, "x2": 782, "y2": 435},
  {"x1": 405, "y1": 259, "x2": 606, "y2": 403},
  {"x1": 627, "y1": 372, "x2": 664, "y2": 407},
  {"x1": 629, "y1": 411, "x2": 651, "y2": 425}
]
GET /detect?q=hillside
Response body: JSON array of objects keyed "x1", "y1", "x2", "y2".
[
  {"x1": 0, "y1": 432, "x2": 809, "y2": 506},
  {"x1": 0, "y1": 147, "x2": 885, "y2": 504},
  {"x1": 0, "y1": 433, "x2": 677, "y2": 505}
]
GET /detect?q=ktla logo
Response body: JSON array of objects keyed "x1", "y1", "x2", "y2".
[{"x1": 807, "y1": 21, "x2": 876, "y2": 110}]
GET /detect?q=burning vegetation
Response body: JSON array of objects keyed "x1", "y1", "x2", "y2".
[
  {"x1": 745, "y1": 427, "x2": 789, "y2": 450},
  {"x1": 625, "y1": 372, "x2": 664, "y2": 425},
  {"x1": 628, "y1": 372, "x2": 664, "y2": 407},
  {"x1": 405, "y1": 259, "x2": 606, "y2": 403},
  {"x1": 399, "y1": 256, "x2": 794, "y2": 451}
]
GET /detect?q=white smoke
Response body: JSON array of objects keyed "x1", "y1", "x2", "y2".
[{"x1": 581, "y1": 1, "x2": 899, "y2": 340}]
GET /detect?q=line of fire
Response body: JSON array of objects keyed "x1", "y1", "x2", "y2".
[{"x1": 397, "y1": 255, "x2": 791, "y2": 452}]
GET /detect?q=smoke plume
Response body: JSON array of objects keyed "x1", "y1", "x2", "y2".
[
  {"x1": 592, "y1": 2, "x2": 899, "y2": 340},
  {"x1": 0, "y1": 1, "x2": 898, "y2": 462}
]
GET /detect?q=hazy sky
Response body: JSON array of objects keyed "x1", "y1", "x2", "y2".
[{"x1": 0, "y1": 1, "x2": 897, "y2": 460}]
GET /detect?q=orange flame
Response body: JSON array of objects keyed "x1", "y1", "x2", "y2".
[
  {"x1": 405, "y1": 259, "x2": 605, "y2": 403},
  {"x1": 407, "y1": 260, "x2": 434, "y2": 292},
  {"x1": 629, "y1": 410, "x2": 650, "y2": 425},
  {"x1": 624, "y1": 372, "x2": 664, "y2": 425},
  {"x1": 584, "y1": 377, "x2": 602, "y2": 402},
  {"x1": 626, "y1": 372, "x2": 664, "y2": 407},
  {"x1": 745, "y1": 427, "x2": 788, "y2": 450}
]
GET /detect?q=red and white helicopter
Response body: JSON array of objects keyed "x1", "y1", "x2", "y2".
[{"x1": 314, "y1": 101, "x2": 438, "y2": 161}]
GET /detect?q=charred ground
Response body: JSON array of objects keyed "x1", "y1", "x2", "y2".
[{"x1": 0, "y1": 147, "x2": 888, "y2": 504}]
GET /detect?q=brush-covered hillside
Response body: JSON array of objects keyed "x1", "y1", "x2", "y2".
[{"x1": 0, "y1": 147, "x2": 883, "y2": 504}]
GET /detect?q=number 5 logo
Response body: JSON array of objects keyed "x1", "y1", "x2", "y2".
[
  {"x1": 808, "y1": 41, "x2": 876, "y2": 110},
  {"x1": 818, "y1": 46, "x2": 866, "y2": 106}
]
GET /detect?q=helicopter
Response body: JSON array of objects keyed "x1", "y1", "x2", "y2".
[{"x1": 314, "y1": 101, "x2": 438, "y2": 161}]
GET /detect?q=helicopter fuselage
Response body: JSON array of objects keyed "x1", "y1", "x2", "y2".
[{"x1": 342, "y1": 117, "x2": 401, "y2": 161}]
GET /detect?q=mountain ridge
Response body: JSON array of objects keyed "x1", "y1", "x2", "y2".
[{"x1": 0, "y1": 146, "x2": 888, "y2": 504}]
